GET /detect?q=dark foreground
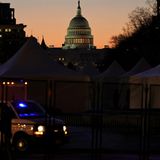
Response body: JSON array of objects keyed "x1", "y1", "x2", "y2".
[{"x1": 1, "y1": 126, "x2": 160, "y2": 160}]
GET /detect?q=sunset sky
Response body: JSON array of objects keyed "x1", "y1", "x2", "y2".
[{"x1": 3, "y1": 0, "x2": 147, "y2": 48}]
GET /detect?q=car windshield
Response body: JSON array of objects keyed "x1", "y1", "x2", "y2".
[{"x1": 11, "y1": 101, "x2": 46, "y2": 118}]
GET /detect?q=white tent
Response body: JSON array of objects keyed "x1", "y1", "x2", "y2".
[
  {"x1": 122, "y1": 57, "x2": 151, "y2": 77},
  {"x1": 94, "y1": 61, "x2": 126, "y2": 110},
  {"x1": 96, "y1": 60, "x2": 126, "y2": 82},
  {"x1": 0, "y1": 36, "x2": 91, "y2": 113},
  {"x1": 127, "y1": 63, "x2": 160, "y2": 109},
  {"x1": 129, "y1": 64, "x2": 160, "y2": 84},
  {"x1": 0, "y1": 36, "x2": 89, "y2": 81}
]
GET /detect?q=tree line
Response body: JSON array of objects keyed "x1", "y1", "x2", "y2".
[{"x1": 100, "y1": 0, "x2": 160, "y2": 72}]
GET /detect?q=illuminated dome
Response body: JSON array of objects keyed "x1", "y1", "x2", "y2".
[
  {"x1": 69, "y1": 16, "x2": 90, "y2": 28},
  {"x1": 63, "y1": 0, "x2": 94, "y2": 49}
]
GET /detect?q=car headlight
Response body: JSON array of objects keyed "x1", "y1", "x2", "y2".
[
  {"x1": 34, "y1": 125, "x2": 45, "y2": 136},
  {"x1": 38, "y1": 125, "x2": 45, "y2": 132},
  {"x1": 63, "y1": 125, "x2": 68, "y2": 135}
]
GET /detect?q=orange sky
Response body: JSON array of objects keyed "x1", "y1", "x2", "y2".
[{"x1": 3, "y1": 0, "x2": 147, "y2": 48}]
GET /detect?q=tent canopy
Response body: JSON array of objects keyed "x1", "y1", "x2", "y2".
[
  {"x1": 120, "y1": 58, "x2": 151, "y2": 84},
  {"x1": 122, "y1": 58, "x2": 151, "y2": 77},
  {"x1": 128, "y1": 64, "x2": 160, "y2": 84},
  {"x1": 96, "y1": 60, "x2": 126, "y2": 82},
  {"x1": 0, "y1": 36, "x2": 89, "y2": 81}
]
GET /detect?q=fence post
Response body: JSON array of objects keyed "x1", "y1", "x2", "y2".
[
  {"x1": 91, "y1": 81, "x2": 103, "y2": 160},
  {"x1": 140, "y1": 84, "x2": 150, "y2": 160}
]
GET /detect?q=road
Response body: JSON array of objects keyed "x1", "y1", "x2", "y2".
[{"x1": 4, "y1": 126, "x2": 160, "y2": 160}]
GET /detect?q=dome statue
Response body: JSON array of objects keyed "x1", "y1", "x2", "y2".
[{"x1": 63, "y1": 0, "x2": 94, "y2": 49}]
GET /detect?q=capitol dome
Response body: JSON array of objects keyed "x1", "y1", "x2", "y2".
[
  {"x1": 69, "y1": 16, "x2": 90, "y2": 29},
  {"x1": 63, "y1": 1, "x2": 94, "y2": 49}
]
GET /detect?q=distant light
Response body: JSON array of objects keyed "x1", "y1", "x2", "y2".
[
  {"x1": 7, "y1": 82, "x2": 10, "y2": 85},
  {"x1": 24, "y1": 82, "x2": 28, "y2": 85},
  {"x1": 18, "y1": 103, "x2": 27, "y2": 108},
  {"x1": 11, "y1": 82, "x2": 14, "y2": 85},
  {"x1": 2, "y1": 82, "x2": 5, "y2": 85}
]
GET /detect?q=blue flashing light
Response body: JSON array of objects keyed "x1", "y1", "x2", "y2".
[
  {"x1": 19, "y1": 113, "x2": 38, "y2": 117},
  {"x1": 18, "y1": 103, "x2": 27, "y2": 108}
]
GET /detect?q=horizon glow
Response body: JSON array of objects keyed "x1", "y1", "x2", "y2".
[{"x1": 2, "y1": 0, "x2": 147, "y2": 48}]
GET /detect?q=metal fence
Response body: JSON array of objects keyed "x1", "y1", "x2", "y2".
[{"x1": 0, "y1": 79, "x2": 160, "y2": 159}]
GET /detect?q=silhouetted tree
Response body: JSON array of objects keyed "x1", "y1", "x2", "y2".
[
  {"x1": 109, "y1": 0, "x2": 160, "y2": 67},
  {"x1": 111, "y1": 6, "x2": 153, "y2": 48}
]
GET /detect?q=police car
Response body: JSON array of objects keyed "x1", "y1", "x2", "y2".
[{"x1": 1, "y1": 100, "x2": 68, "y2": 152}]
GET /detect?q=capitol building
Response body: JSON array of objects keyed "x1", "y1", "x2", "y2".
[
  {"x1": 46, "y1": 0, "x2": 108, "y2": 69},
  {"x1": 62, "y1": 1, "x2": 94, "y2": 49}
]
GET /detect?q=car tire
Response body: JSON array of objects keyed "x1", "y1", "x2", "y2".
[{"x1": 12, "y1": 134, "x2": 30, "y2": 152}]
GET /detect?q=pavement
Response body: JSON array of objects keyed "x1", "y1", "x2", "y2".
[{"x1": 1, "y1": 126, "x2": 160, "y2": 160}]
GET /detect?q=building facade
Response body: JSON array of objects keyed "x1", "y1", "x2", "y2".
[{"x1": 0, "y1": 3, "x2": 26, "y2": 63}]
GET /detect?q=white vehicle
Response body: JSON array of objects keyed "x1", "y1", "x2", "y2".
[{"x1": 0, "y1": 100, "x2": 69, "y2": 152}]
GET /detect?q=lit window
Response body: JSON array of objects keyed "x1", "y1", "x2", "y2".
[
  {"x1": 0, "y1": 35, "x2": 2, "y2": 38},
  {"x1": 5, "y1": 29, "x2": 8, "y2": 32},
  {"x1": 8, "y1": 29, "x2": 11, "y2": 32}
]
